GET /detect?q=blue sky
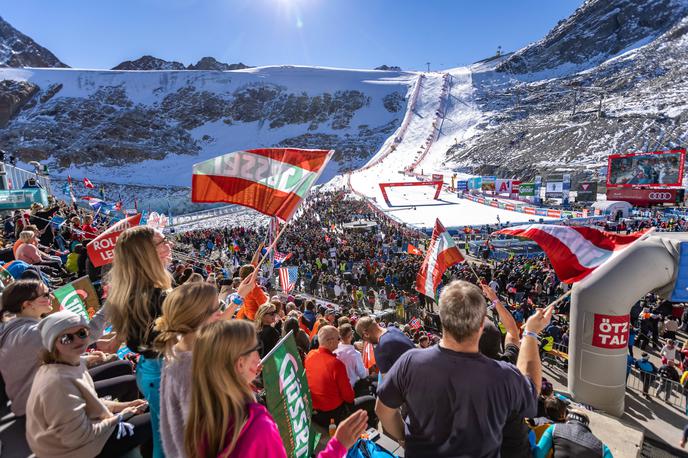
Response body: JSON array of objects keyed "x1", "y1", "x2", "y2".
[{"x1": 4, "y1": 0, "x2": 581, "y2": 70}]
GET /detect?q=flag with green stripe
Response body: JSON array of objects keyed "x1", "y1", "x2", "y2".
[
  {"x1": 53, "y1": 283, "x2": 89, "y2": 321},
  {"x1": 261, "y1": 331, "x2": 320, "y2": 457}
]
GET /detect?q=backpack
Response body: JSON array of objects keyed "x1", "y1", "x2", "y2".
[{"x1": 346, "y1": 439, "x2": 397, "y2": 458}]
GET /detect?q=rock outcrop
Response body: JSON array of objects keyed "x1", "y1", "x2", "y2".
[{"x1": 0, "y1": 16, "x2": 68, "y2": 68}]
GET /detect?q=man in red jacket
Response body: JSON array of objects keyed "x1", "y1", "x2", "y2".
[{"x1": 305, "y1": 325, "x2": 355, "y2": 427}]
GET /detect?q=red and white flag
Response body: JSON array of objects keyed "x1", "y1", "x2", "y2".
[
  {"x1": 191, "y1": 148, "x2": 333, "y2": 222},
  {"x1": 86, "y1": 214, "x2": 142, "y2": 267},
  {"x1": 83, "y1": 177, "x2": 95, "y2": 189},
  {"x1": 415, "y1": 219, "x2": 465, "y2": 298},
  {"x1": 493, "y1": 224, "x2": 648, "y2": 283},
  {"x1": 407, "y1": 244, "x2": 423, "y2": 256}
]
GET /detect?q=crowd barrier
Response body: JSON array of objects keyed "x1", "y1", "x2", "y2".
[
  {"x1": 627, "y1": 367, "x2": 687, "y2": 411},
  {"x1": 461, "y1": 192, "x2": 595, "y2": 220},
  {"x1": 168, "y1": 204, "x2": 248, "y2": 228}
]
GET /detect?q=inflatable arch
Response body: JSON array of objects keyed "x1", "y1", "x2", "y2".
[{"x1": 569, "y1": 232, "x2": 688, "y2": 416}]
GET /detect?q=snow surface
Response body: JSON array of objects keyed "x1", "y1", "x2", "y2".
[
  {"x1": 336, "y1": 67, "x2": 555, "y2": 229},
  {"x1": 0, "y1": 65, "x2": 415, "y2": 187}
]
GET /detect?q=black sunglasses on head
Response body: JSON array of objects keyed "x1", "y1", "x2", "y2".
[{"x1": 59, "y1": 328, "x2": 90, "y2": 346}]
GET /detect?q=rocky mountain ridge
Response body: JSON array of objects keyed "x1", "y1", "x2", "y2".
[
  {"x1": 112, "y1": 55, "x2": 251, "y2": 71},
  {"x1": 0, "y1": 16, "x2": 68, "y2": 68}
]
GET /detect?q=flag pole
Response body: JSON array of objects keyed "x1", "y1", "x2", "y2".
[{"x1": 255, "y1": 220, "x2": 289, "y2": 271}]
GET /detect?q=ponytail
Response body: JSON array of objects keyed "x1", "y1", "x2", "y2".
[{"x1": 153, "y1": 282, "x2": 218, "y2": 358}]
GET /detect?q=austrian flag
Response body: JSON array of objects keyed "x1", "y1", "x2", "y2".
[
  {"x1": 192, "y1": 148, "x2": 334, "y2": 222},
  {"x1": 493, "y1": 224, "x2": 648, "y2": 284},
  {"x1": 415, "y1": 219, "x2": 464, "y2": 298}
]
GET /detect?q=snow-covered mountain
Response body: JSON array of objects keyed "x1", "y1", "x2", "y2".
[
  {"x1": 1, "y1": 0, "x2": 687, "y2": 212},
  {"x1": 111, "y1": 55, "x2": 251, "y2": 71},
  {"x1": 0, "y1": 16, "x2": 68, "y2": 68},
  {"x1": 0, "y1": 64, "x2": 411, "y2": 212}
]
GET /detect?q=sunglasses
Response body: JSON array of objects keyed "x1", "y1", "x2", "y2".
[
  {"x1": 59, "y1": 328, "x2": 90, "y2": 346},
  {"x1": 34, "y1": 292, "x2": 51, "y2": 300},
  {"x1": 241, "y1": 341, "x2": 263, "y2": 357}
]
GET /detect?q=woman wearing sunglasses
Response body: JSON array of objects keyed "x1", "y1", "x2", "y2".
[
  {"x1": 0, "y1": 279, "x2": 113, "y2": 420},
  {"x1": 106, "y1": 226, "x2": 173, "y2": 458},
  {"x1": 25, "y1": 310, "x2": 151, "y2": 458},
  {"x1": 255, "y1": 303, "x2": 281, "y2": 359},
  {"x1": 185, "y1": 320, "x2": 368, "y2": 458}
]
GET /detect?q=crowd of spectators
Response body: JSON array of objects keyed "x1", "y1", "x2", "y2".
[{"x1": 4, "y1": 189, "x2": 687, "y2": 457}]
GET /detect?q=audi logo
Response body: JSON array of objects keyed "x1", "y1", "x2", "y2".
[{"x1": 648, "y1": 192, "x2": 673, "y2": 200}]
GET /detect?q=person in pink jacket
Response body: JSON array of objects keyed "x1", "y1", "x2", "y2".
[{"x1": 185, "y1": 320, "x2": 368, "y2": 458}]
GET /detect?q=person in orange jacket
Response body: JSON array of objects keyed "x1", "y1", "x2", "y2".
[{"x1": 235, "y1": 265, "x2": 267, "y2": 321}]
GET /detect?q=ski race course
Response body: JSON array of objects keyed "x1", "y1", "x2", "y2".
[{"x1": 344, "y1": 66, "x2": 555, "y2": 229}]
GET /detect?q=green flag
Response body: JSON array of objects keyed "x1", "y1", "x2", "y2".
[
  {"x1": 261, "y1": 332, "x2": 320, "y2": 458},
  {"x1": 53, "y1": 283, "x2": 89, "y2": 321},
  {"x1": 0, "y1": 266, "x2": 13, "y2": 288}
]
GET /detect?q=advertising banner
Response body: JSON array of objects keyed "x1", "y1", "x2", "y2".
[
  {"x1": 431, "y1": 174, "x2": 444, "y2": 182},
  {"x1": 519, "y1": 183, "x2": 535, "y2": 197},
  {"x1": 576, "y1": 181, "x2": 598, "y2": 202},
  {"x1": 607, "y1": 149, "x2": 685, "y2": 188},
  {"x1": 0, "y1": 188, "x2": 49, "y2": 210},
  {"x1": 456, "y1": 180, "x2": 468, "y2": 191},
  {"x1": 51, "y1": 277, "x2": 100, "y2": 321},
  {"x1": 467, "y1": 177, "x2": 482, "y2": 190},
  {"x1": 545, "y1": 181, "x2": 564, "y2": 198},
  {"x1": 495, "y1": 179, "x2": 512, "y2": 194},
  {"x1": 481, "y1": 176, "x2": 496, "y2": 191},
  {"x1": 592, "y1": 314, "x2": 630, "y2": 349},
  {"x1": 87, "y1": 214, "x2": 142, "y2": 267},
  {"x1": 534, "y1": 176, "x2": 542, "y2": 206},
  {"x1": 606, "y1": 188, "x2": 681, "y2": 207}
]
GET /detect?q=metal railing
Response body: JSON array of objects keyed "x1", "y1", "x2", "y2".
[
  {"x1": 0, "y1": 162, "x2": 52, "y2": 193},
  {"x1": 627, "y1": 367, "x2": 686, "y2": 411}
]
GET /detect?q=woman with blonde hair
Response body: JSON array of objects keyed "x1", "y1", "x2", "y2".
[
  {"x1": 154, "y1": 282, "x2": 225, "y2": 458},
  {"x1": 106, "y1": 225, "x2": 173, "y2": 458},
  {"x1": 185, "y1": 320, "x2": 368, "y2": 458},
  {"x1": 255, "y1": 302, "x2": 280, "y2": 358}
]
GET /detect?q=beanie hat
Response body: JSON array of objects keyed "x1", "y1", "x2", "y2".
[{"x1": 38, "y1": 310, "x2": 88, "y2": 352}]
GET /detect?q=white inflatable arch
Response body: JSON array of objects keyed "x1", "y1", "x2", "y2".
[{"x1": 569, "y1": 233, "x2": 688, "y2": 416}]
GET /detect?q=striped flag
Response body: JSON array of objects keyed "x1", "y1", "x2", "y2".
[
  {"x1": 407, "y1": 244, "x2": 423, "y2": 256},
  {"x1": 278, "y1": 266, "x2": 298, "y2": 293},
  {"x1": 274, "y1": 250, "x2": 293, "y2": 267},
  {"x1": 362, "y1": 342, "x2": 376, "y2": 369},
  {"x1": 191, "y1": 148, "x2": 334, "y2": 222},
  {"x1": 409, "y1": 317, "x2": 422, "y2": 330},
  {"x1": 415, "y1": 219, "x2": 465, "y2": 299},
  {"x1": 494, "y1": 224, "x2": 648, "y2": 283}
]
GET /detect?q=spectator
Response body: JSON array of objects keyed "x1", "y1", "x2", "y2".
[
  {"x1": 661, "y1": 339, "x2": 678, "y2": 365},
  {"x1": 305, "y1": 325, "x2": 356, "y2": 426},
  {"x1": 635, "y1": 353, "x2": 657, "y2": 399},
  {"x1": 533, "y1": 411, "x2": 613, "y2": 458},
  {"x1": 283, "y1": 316, "x2": 310, "y2": 360},
  {"x1": 154, "y1": 282, "x2": 228, "y2": 458},
  {"x1": 255, "y1": 303, "x2": 281, "y2": 358},
  {"x1": 656, "y1": 359, "x2": 680, "y2": 402},
  {"x1": 106, "y1": 226, "x2": 173, "y2": 458},
  {"x1": 0, "y1": 279, "x2": 113, "y2": 418},
  {"x1": 185, "y1": 320, "x2": 367, "y2": 457},
  {"x1": 235, "y1": 264, "x2": 267, "y2": 321},
  {"x1": 26, "y1": 311, "x2": 151, "y2": 458},
  {"x1": 355, "y1": 315, "x2": 415, "y2": 376},
  {"x1": 375, "y1": 280, "x2": 549, "y2": 457},
  {"x1": 334, "y1": 323, "x2": 368, "y2": 389}
]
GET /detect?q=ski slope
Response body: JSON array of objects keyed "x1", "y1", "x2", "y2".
[
  {"x1": 380, "y1": 185, "x2": 551, "y2": 228},
  {"x1": 345, "y1": 66, "x2": 552, "y2": 229}
]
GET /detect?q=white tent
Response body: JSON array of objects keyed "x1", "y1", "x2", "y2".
[{"x1": 591, "y1": 200, "x2": 633, "y2": 219}]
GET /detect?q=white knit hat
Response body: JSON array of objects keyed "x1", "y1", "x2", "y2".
[{"x1": 38, "y1": 310, "x2": 88, "y2": 352}]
